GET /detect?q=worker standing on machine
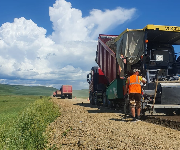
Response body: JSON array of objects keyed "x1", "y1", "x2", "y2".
[{"x1": 124, "y1": 69, "x2": 146, "y2": 121}]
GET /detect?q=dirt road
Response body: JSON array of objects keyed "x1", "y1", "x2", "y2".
[{"x1": 47, "y1": 97, "x2": 180, "y2": 149}]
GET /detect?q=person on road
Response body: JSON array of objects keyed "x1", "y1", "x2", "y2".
[{"x1": 124, "y1": 69, "x2": 146, "y2": 121}]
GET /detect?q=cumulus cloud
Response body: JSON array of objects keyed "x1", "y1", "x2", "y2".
[
  {"x1": 49, "y1": 0, "x2": 136, "y2": 43},
  {"x1": 0, "y1": 0, "x2": 136, "y2": 89}
]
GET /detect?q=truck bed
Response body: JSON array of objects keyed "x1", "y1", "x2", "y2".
[
  {"x1": 96, "y1": 34, "x2": 119, "y2": 84},
  {"x1": 61, "y1": 85, "x2": 72, "y2": 94}
]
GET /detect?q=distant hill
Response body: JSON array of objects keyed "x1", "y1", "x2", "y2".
[
  {"x1": 0, "y1": 84, "x2": 57, "y2": 96},
  {"x1": 0, "y1": 84, "x2": 89, "y2": 97}
]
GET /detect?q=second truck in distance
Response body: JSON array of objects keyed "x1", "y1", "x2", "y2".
[{"x1": 53, "y1": 85, "x2": 72, "y2": 99}]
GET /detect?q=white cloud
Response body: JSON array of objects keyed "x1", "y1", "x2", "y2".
[
  {"x1": 0, "y1": 0, "x2": 136, "y2": 89},
  {"x1": 49, "y1": 0, "x2": 136, "y2": 43},
  {"x1": 85, "y1": 7, "x2": 136, "y2": 39}
]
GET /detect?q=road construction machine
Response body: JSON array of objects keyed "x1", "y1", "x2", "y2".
[{"x1": 87, "y1": 24, "x2": 180, "y2": 115}]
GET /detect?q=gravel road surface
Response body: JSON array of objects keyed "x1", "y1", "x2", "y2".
[{"x1": 47, "y1": 97, "x2": 180, "y2": 150}]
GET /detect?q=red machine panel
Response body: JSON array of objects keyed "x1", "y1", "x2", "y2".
[{"x1": 97, "y1": 34, "x2": 118, "y2": 84}]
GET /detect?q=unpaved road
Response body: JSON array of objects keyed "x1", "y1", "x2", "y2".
[{"x1": 47, "y1": 97, "x2": 180, "y2": 149}]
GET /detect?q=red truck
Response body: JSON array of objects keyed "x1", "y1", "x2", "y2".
[
  {"x1": 53, "y1": 92, "x2": 56, "y2": 97},
  {"x1": 53, "y1": 90, "x2": 61, "y2": 97},
  {"x1": 60, "y1": 85, "x2": 72, "y2": 99},
  {"x1": 87, "y1": 66, "x2": 109, "y2": 106}
]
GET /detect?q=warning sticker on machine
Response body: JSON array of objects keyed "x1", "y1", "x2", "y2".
[{"x1": 156, "y1": 55, "x2": 163, "y2": 61}]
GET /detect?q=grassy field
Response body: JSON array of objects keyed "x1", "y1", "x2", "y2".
[
  {"x1": 0, "y1": 84, "x2": 57, "y2": 96},
  {"x1": 0, "y1": 83, "x2": 89, "y2": 98},
  {"x1": 0, "y1": 95, "x2": 41, "y2": 126},
  {"x1": 0, "y1": 97, "x2": 60, "y2": 149},
  {"x1": 0, "y1": 83, "x2": 89, "y2": 149},
  {"x1": 0, "y1": 84, "x2": 61, "y2": 149},
  {"x1": 0, "y1": 83, "x2": 58, "y2": 126},
  {"x1": 0, "y1": 83, "x2": 88, "y2": 125},
  {"x1": 72, "y1": 89, "x2": 89, "y2": 98}
]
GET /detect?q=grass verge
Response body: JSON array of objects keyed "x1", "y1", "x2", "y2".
[
  {"x1": 0, "y1": 96, "x2": 60, "y2": 150},
  {"x1": 0, "y1": 95, "x2": 40, "y2": 126},
  {"x1": 73, "y1": 89, "x2": 89, "y2": 98}
]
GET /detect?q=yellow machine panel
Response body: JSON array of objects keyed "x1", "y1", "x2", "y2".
[{"x1": 143, "y1": 24, "x2": 180, "y2": 32}]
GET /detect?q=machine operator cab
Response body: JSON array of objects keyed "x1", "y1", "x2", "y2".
[{"x1": 142, "y1": 25, "x2": 180, "y2": 106}]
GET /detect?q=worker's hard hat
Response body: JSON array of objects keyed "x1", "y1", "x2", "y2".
[{"x1": 133, "y1": 69, "x2": 140, "y2": 73}]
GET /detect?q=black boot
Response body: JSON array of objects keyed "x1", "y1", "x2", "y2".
[
  {"x1": 132, "y1": 117, "x2": 136, "y2": 121},
  {"x1": 137, "y1": 116, "x2": 141, "y2": 120}
]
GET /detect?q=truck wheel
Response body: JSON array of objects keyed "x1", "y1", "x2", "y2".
[
  {"x1": 90, "y1": 94, "x2": 95, "y2": 105},
  {"x1": 68, "y1": 95, "x2": 72, "y2": 99},
  {"x1": 103, "y1": 92, "x2": 108, "y2": 107},
  {"x1": 94, "y1": 93, "x2": 100, "y2": 106}
]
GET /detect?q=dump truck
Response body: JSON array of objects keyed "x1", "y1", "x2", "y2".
[
  {"x1": 87, "y1": 24, "x2": 180, "y2": 115},
  {"x1": 60, "y1": 85, "x2": 72, "y2": 99},
  {"x1": 54, "y1": 90, "x2": 61, "y2": 97},
  {"x1": 87, "y1": 66, "x2": 109, "y2": 106},
  {"x1": 53, "y1": 92, "x2": 56, "y2": 97}
]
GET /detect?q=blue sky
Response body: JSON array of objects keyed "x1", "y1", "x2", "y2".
[
  {"x1": 0, "y1": 0, "x2": 180, "y2": 90},
  {"x1": 1, "y1": 0, "x2": 180, "y2": 36}
]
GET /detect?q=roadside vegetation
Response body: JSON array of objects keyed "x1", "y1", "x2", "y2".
[
  {"x1": 0, "y1": 84, "x2": 88, "y2": 149},
  {"x1": 0, "y1": 84, "x2": 60, "y2": 149},
  {"x1": 0, "y1": 95, "x2": 40, "y2": 126},
  {"x1": 0, "y1": 96, "x2": 60, "y2": 149}
]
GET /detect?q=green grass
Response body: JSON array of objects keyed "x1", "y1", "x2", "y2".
[
  {"x1": 0, "y1": 97, "x2": 60, "y2": 150},
  {"x1": 0, "y1": 84, "x2": 89, "y2": 97},
  {"x1": 0, "y1": 84, "x2": 89, "y2": 125},
  {"x1": 0, "y1": 84, "x2": 89, "y2": 149},
  {"x1": 0, "y1": 84, "x2": 57, "y2": 96},
  {"x1": 0, "y1": 83, "x2": 59, "y2": 125},
  {"x1": 0, "y1": 84, "x2": 61, "y2": 149},
  {"x1": 72, "y1": 89, "x2": 89, "y2": 98},
  {"x1": 0, "y1": 95, "x2": 40, "y2": 126}
]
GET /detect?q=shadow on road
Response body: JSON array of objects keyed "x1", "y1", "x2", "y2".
[
  {"x1": 73, "y1": 102, "x2": 123, "y2": 113},
  {"x1": 109, "y1": 114, "x2": 136, "y2": 122},
  {"x1": 73, "y1": 102, "x2": 96, "y2": 108}
]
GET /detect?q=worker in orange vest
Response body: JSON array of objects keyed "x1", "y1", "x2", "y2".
[{"x1": 124, "y1": 69, "x2": 146, "y2": 121}]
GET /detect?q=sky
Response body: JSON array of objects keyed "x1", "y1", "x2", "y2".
[{"x1": 0, "y1": 0, "x2": 180, "y2": 90}]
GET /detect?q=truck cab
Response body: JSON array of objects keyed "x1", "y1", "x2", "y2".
[{"x1": 87, "y1": 66, "x2": 108, "y2": 105}]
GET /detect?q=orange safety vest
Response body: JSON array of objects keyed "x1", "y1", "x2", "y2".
[{"x1": 128, "y1": 75, "x2": 141, "y2": 94}]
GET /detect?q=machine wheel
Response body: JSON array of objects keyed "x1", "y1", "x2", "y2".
[
  {"x1": 107, "y1": 98, "x2": 113, "y2": 108},
  {"x1": 124, "y1": 98, "x2": 130, "y2": 115},
  {"x1": 94, "y1": 93, "x2": 100, "y2": 106},
  {"x1": 90, "y1": 93, "x2": 95, "y2": 105},
  {"x1": 102, "y1": 92, "x2": 108, "y2": 107}
]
